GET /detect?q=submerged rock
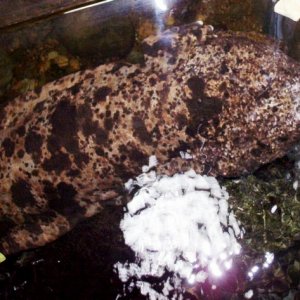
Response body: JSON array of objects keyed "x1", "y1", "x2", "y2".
[
  {"x1": 0, "y1": 50, "x2": 13, "y2": 92},
  {"x1": 0, "y1": 22, "x2": 300, "y2": 255},
  {"x1": 59, "y1": 17, "x2": 135, "y2": 62}
]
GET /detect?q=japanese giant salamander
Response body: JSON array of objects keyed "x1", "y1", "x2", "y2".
[{"x1": 0, "y1": 23, "x2": 300, "y2": 255}]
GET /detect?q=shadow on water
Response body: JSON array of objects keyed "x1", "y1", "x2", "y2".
[{"x1": 0, "y1": 205, "x2": 134, "y2": 300}]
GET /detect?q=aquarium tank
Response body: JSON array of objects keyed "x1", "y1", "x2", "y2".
[{"x1": 0, "y1": 0, "x2": 300, "y2": 299}]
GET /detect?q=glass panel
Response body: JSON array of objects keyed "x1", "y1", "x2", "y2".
[{"x1": 0, "y1": 0, "x2": 300, "y2": 299}]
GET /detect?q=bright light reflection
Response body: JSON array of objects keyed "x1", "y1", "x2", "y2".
[
  {"x1": 196, "y1": 271, "x2": 207, "y2": 283},
  {"x1": 244, "y1": 289, "x2": 254, "y2": 299},
  {"x1": 234, "y1": 244, "x2": 241, "y2": 255},
  {"x1": 188, "y1": 274, "x2": 196, "y2": 284},
  {"x1": 248, "y1": 265, "x2": 259, "y2": 280},
  {"x1": 64, "y1": 0, "x2": 114, "y2": 14},
  {"x1": 224, "y1": 260, "x2": 232, "y2": 270},
  {"x1": 155, "y1": 0, "x2": 168, "y2": 11},
  {"x1": 251, "y1": 265, "x2": 259, "y2": 273},
  {"x1": 293, "y1": 180, "x2": 298, "y2": 190},
  {"x1": 265, "y1": 252, "x2": 274, "y2": 263},
  {"x1": 263, "y1": 252, "x2": 274, "y2": 268},
  {"x1": 209, "y1": 261, "x2": 223, "y2": 277},
  {"x1": 263, "y1": 262, "x2": 269, "y2": 268},
  {"x1": 271, "y1": 205, "x2": 277, "y2": 214},
  {"x1": 184, "y1": 251, "x2": 196, "y2": 263},
  {"x1": 201, "y1": 240, "x2": 212, "y2": 256},
  {"x1": 219, "y1": 252, "x2": 227, "y2": 261}
]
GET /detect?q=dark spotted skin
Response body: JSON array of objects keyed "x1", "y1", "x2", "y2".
[{"x1": 1, "y1": 23, "x2": 300, "y2": 255}]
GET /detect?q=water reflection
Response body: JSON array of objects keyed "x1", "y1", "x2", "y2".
[
  {"x1": 154, "y1": 0, "x2": 168, "y2": 12},
  {"x1": 0, "y1": 1, "x2": 299, "y2": 299},
  {"x1": 1, "y1": 0, "x2": 300, "y2": 105},
  {"x1": 64, "y1": 0, "x2": 116, "y2": 14}
]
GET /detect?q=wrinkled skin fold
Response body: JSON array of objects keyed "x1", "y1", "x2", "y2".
[{"x1": 0, "y1": 23, "x2": 300, "y2": 255}]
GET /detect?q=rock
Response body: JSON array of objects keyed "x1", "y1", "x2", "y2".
[
  {"x1": 59, "y1": 15, "x2": 135, "y2": 63},
  {"x1": 0, "y1": 50, "x2": 13, "y2": 89}
]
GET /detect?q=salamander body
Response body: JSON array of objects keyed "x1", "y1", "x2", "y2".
[{"x1": 0, "y1": 23, "x2": 300, "y2": 254}]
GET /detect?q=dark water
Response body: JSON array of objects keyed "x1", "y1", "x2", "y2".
[
  {"x1": 1, "y1": 159, "x2": 299, "y2": 300},
  {"x1": 0, "y1": 0, "x2": 300, "y2": 299}
]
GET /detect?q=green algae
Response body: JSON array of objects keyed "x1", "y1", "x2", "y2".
[{"x1": 225, "y1": 159, "x2": 300, "y2": 253}]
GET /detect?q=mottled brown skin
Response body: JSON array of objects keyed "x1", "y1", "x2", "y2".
[{"x1": 0, "y1": 23, "x2": 300, "y2": 255}]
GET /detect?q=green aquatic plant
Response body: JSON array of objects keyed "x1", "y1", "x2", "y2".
[
  {"x1": 224, "y1": 161, "x2": 300, "y2": 253},
  {"x1": 221, "y1": 160, "x2": 300, "y2": 296}
]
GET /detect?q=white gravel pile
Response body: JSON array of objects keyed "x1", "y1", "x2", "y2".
[{"x1": 115, "y1": 158, "x2": 242, "y2": 299}]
